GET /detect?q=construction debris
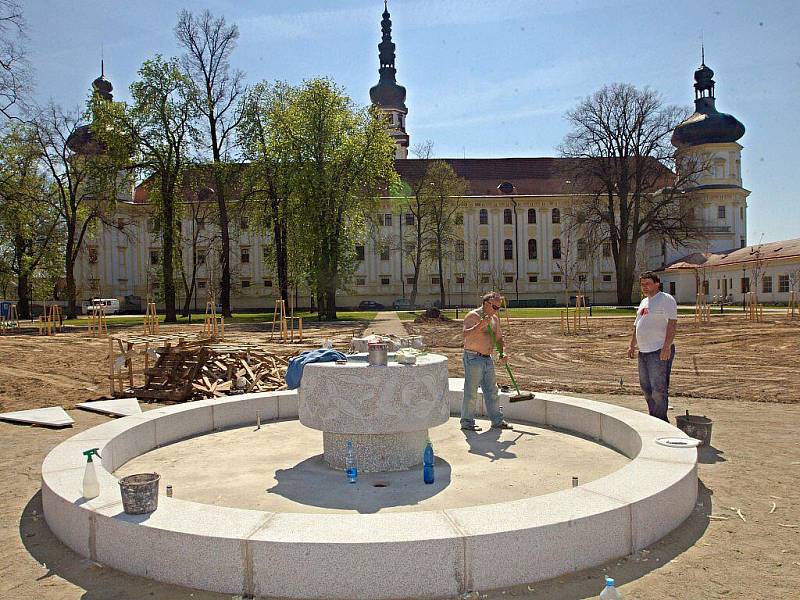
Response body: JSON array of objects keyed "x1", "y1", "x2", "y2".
[{"x1": 133, "y1": 342, "x2": 292, "y2": 403}]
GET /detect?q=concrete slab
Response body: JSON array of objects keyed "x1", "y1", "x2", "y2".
[
  {"x1": 76, "y1": 398, "x2": 142, "y2": 417},
  {"x1": 0, "y1": 406, "x2": 73, "y2": 427}
]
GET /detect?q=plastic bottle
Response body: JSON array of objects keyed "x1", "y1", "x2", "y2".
[
  {"x1": 345, "y1": 440, "x2": 358, "y2": 483},
  {"x1": 82, "y1": 448, "x2": 101, "y2": 499},
  {"x1": 599, "y1": 577, "x2": 621, "y2": 599},
  {"x1": 423, "y1": 439, "x2": 435, "y2": 484}
]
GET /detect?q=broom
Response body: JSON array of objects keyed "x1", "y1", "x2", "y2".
[{"x1": 487, "y1": 321, "x2": 535, "y2": 402}]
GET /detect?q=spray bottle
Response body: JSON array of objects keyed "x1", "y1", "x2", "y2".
[
  {"x1": 423, "y1": 439, "x2": 435, "y2": 484},
  {"x1": 82, "y1": 448, "x2": 102, "y2": 499}
]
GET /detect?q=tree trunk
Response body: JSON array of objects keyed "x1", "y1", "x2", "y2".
[
  {"x1": 162, "y1": 188, "x2": 178, "y2": 323},
  {"x1": 437, "y1": 249, "x2": 445, "y2": 308},
  {"x1": 217, "y1": 188, "x2": 232, "y2": 318},
  {"x1": 17, "y1": 272, "x2": 30, "y2": 320},
  {"x1": 64, "y1": 234, "x2": 78, "y2": 319},
  {"x1": 615, "y1": 243, "x2": 635, "y2": 305},
  {"x1": 271, "y1": 199, "x2": 289, "y2": 307}
]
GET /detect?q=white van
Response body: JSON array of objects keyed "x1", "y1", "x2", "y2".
[{"x1": 82, "y1": 298, "x2": 121, "y2": 315}]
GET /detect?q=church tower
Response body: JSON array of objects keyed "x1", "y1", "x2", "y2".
[
  {"x1": 369, "y1": 1, "x2": 409, "y2": 158},
  {"x1": 671, "y1": 50, "x2": 748, "y2": 257}
]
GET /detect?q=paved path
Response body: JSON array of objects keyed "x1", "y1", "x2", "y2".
[{"x1": 364, "y1": 311, "x2": 407, "y2": 337}]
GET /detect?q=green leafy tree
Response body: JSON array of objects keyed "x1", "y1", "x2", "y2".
[
  {"x1": 96, "y1": 56, "x2": 197, "y2": 322},
  {"x1": 269, "y1": 78, "x2": 397, "y2": 319},
  {"x1": 0, "y1": 124, "x2": 62, "y2": 317}
]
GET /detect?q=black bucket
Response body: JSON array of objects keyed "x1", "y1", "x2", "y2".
[
  {"x1": 675, "y1": 412, "x2": 713, "y2": 447},
  {"x1": 119, "y1": 473, "x2": 160, "y2": 515}
]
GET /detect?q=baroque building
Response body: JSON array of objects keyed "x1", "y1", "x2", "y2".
[{"x1": 70, "y1": 7, "x2": 789, "y2": 312}]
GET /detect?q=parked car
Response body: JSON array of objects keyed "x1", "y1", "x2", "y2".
[
  {"x1": 358, "y1": 300, "x2": 385, "y2": 310},
  {"x1": 82, "y1": 298, "x2": 121, "y2": 315},
  {"x1": 393, "y1": 298, "x2": 412, "y2": 310}
]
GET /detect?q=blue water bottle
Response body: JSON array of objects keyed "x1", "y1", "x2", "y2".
[
  {"x1": 345, "y1": 440, "x2": 358, "y2": 483},
  {"x1": 423, "y1": 439, "x2": 435, "y2": 484}
]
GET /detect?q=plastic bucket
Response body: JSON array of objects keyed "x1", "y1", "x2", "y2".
[
  {"x1": 119, "y1": 473, "x2": 160, "y2": 514},
  {"x1": 675, "y1": 413, "x2": 713, "y2": 447}
]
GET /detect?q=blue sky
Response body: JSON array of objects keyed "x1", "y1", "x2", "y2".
[{"x1": 24, "y1": 0, "x2": 800, "y2": 243}]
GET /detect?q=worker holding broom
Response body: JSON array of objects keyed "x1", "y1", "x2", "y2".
[{"x1": 460, "y1": 292, "x2": 513, "y2": 432}]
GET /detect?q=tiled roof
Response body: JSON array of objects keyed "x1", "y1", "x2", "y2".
[{"x1": 663, "y1": 238, "x2": 800, "y2": 271}]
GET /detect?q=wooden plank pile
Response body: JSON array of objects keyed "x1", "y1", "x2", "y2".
[{"x1": 134, "y1": 342, "x2": 291, "y2": 402}]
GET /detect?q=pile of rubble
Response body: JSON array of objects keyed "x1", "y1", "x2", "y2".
[
  {"x1": 135, "y1": 343, "x2": 292, "y2": 403},
  {"x1": 413, "y1": 308, "x2": 452, "y2": 323}
]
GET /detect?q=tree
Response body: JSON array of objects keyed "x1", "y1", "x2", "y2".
[
  {"x1": 270, "y1": 78, "x2": 397, "y2": 319},
  {"x1": 560, "y1": 83, "x2": 704, "y2": 305},
  {"x1": 176, "y1": 193, "x2": 218, "y2": 316},
  {"x1": 0, "y1": 0, "x2": 29, "y2": 121},
  {"x1": 0, "y1": 124, "x2": 62, "y2": 317},
  {"x1": 96, "y1": 56, "x2": 197, "y2": 322},
  {"x1": 175, "y1": 9, "x2": 246, "y2": 319},
  {"x1": 424, "y1": 160, "x2": 467, "y2": 308},
  {"x1": 238, "y1": 81, "x2": 297, "y2": 307},
  {"x1": 32, "y1": 102, "x2": 119, "y2": 318}
]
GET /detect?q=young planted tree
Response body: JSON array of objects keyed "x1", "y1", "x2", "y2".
[
  {"x1": 560, "y1": 83, "x2": 703, "y2": 305},
  {"x1": 270, "y1": 78, "x2": 397, "y2": 319},
  {"x1": 96, "y1": 56, "x2": 197, "y2": 322},
  {"x1": 424, "y1": 160, "x2": 467, "y2": 308},
  {"x1": 175, "y1": 9, "x2": 246, "y2": 319},
  {"x1": 0, "y1": 124, "x2": 62, "y2": 317}
]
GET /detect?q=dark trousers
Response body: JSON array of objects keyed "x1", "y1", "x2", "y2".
[{"x1": 638, "y1": 345, "x2": 675, "y2": 422}]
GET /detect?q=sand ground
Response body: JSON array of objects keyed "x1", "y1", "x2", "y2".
[{"x1": 1, "y1": 314, "x2": 799, "y2": 599}]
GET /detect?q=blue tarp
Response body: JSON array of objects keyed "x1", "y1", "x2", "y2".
[{"x1": 285, "y1": 349, "x2": 347, "y2": 390}]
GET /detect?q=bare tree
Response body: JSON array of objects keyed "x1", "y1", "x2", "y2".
[
  {"x1": 747, "y1": 236, "x2": 766, "y2": 301},
  {"x1": 560, "y1": 83, "x2": 705, "y2": 305},
  {"x1": 177, "y1": 196, "x2": 218, "y2": 316},
  {"x1": 175, "y1": 9, "x2": 246, "y2": 319},
  {"x1": 0, "y1": 0, "x2": 29, "y2": 121}
]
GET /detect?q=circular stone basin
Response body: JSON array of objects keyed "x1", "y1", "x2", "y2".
[
  {"x1": 115, "y1": 418, "x2": 630, "y2": 514},
  {"x1": 41, "y1": 384, "x2": 698, "y2": 599}
]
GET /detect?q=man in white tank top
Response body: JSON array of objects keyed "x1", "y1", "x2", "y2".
[{"x1": 627, "y1": 271, "x2": 678, "y2": 422}]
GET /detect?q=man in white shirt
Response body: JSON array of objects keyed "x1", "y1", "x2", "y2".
[{"x1": 627, "y1": 271, "x2": 678, "y2": 422}]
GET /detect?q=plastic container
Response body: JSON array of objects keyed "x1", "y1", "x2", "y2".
[
  {"x1": 599, "y1": 577, "x2": 621, "y2": 599},
  {"x1": 423, "y1": 440, "x2": 435, "y2": 484},
  {"x1": 367, "y1": 342, "x2": 389, "y2": 366},
  {"x1": 119, "y1": 473, "x2": 160, "y2": 514},
  {"x1": 345, "y1": 440, "x2": 358, "y2": 483},
  {"x1": 82, "y1": 448, "x2": 101, "y2": 499}
]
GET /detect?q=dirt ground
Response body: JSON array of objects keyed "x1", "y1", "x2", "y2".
[{"x1": 1, "y1": 315, "x2": 799, "y2": 599}]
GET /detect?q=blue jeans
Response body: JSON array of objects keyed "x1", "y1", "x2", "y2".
[
  {"x1": 638, "y1": 345, "x2": 675, "y2": 422},
  {"x1": 461, "y1": 351, "x2": 504, "y2": 427}
]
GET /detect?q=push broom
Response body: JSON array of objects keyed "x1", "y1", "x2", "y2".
[{"x1": 487, "y1": 321, "x2": 535, "y2": 402}]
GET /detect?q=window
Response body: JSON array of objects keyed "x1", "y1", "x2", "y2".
[
  {"x1": 381, "y1": 277, "x2": 391, "y2": 285},
  {"x1": 406, "y1": 276, "x2": 414, "y2": 284},
  {"x1": 383, "y1": 213, "x2": 392, "y2": 227},
  {"x1": 479, "y1": 239, "x2": 489, "y2": 260},
  {"x1": 197, "y1": 280, "x2": 206, "y2": 290},
  {"x1": 240, "y1": 248, "x2": 250, "y2": 263},
  {"x1": 779, "y1": 275, "x2": 790, "y2": 293},
  {"x1": 578, "y1": 274, "x2": 587, "y2": 283},
  {"x1": 740, "y1": 206, "x2": 744, "y2": 220},
  {"x1": 504, "y1": 239, "x2": 513, "y2": 260},
  {"x1": 603, "y1": 274, "x2": 612, "y2": 283},
  {"x1": 379, "y1": 245, "x2": 390, "y2": 261},
  {"x1": 528, "y1": 275, "x2": 538, "y2": 283},
  {"x1": 456, "y1": 275, "x2": 465, "y2": 284},
  {"x1": 669, "y1": 282, "x2": 676, "y2": 296},
  {"x1": 88, "y1": 247, "x2": 98, "y2": 264},
  {"x1": 762, "y1": 276, "x2": 772, "y2": 293},
  {"x1": 741, "y1": 277, "x2": 750, "y2": 293},
  {"x1": 148, "y1": 217, "x2": 157, "y2": 232},
  {"x1": 117, "y1": 247, "x2": 127, "y2": 268},
  {"x1": 528, "y1": 239, "x2": 538, "y2": 260},
  {"x1": 718, "y1": 205, "x2": 726, "y2": 219},
  {"x1": 504, "y1": 275, "x2": 514, "y2": 284},
  {"x1": 602, "y1": 242, "x2": 611, "y2": 258},
  {"x1": 552, "y1": 208, "x2": 560, "y2": 224},
  {"x1": 455, "y1": 240, "x2": 465, "y2": 261},
  {"x1": 503, "y1": 209, "x2": 512, "y2": 224},
  {"x1": 149, "y1": 249, "x2": 159, "y2": 265},
  {"x1": 355, "y1": 245, "x2": 365, "y2": 261},
  {"x1": 455, "y1": 213, "x2": 464, "y2": 225},
  {"x1": 703, "y1": 280, "x2": 709, "y2": 295},
  {"x1": 264, "y1": 279, "x2": 273, "y2": 288},
  {"x1": 480, "y1": 275, "x2": 490, "y2": 284},
  {"x1": 118, "y1": 278, "x2": 128, "y2": 290},
  {"x1": 479, "y1": 209, "x2": 488, "y2": 225},
  {"x1": 241, "y1": 280, "x2": 250, "y2": 288},
  {"x1": 577, "y1": 238, "x2": 587, "y2": 261},
  {"x1": 197, "y1": 252, "x2": 206, "y2": 266},
  {"x1": 355, "y1": 277, "x2": 366, "y2": 286},
  {"x1": 405, "y1": 213, "x2": 414, "y2": 226},
  {"x1": 197, "y1": 218, "x2": 205, "y2": 230},
  {"x1": 552, "y1": 238, "x2": 562, "y2": 259},
  {"x1": 431, "y1": 276, "x2": 440, "y2": 285},
  {"x1": 527, "y1": 208, "x2": 536, "y2": 224},
  {"x1": 240, "y1": 218, "x2": 249, "y2": 231},
  {"x1": 552, "y1": 274, "x2": 562, "y2": 283},
  {"x1": 741, "y1": 238, "x2": 746, "y2": 248}
]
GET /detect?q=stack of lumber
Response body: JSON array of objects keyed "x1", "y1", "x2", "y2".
[{"x1": 135, "y1": 343, "x2": 291, "y2": 403}]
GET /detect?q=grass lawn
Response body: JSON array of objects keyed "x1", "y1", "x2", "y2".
[{"x1": 59, "y1": 310, "x2": 377, "y2": 328}]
